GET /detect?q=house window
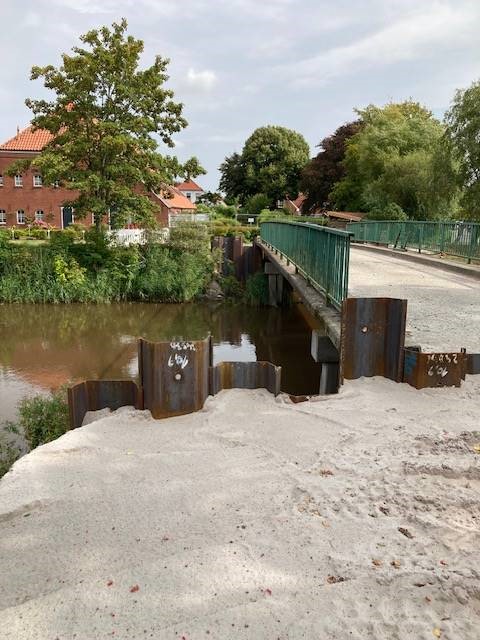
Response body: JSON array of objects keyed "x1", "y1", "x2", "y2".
[
  {"x1": 35, "y1": 210, "x2": 44, "y2": 222},
  {"x1": 0, "y1": 209, "x2": 6, "y2": 224},
  {"x1": 186, "y1": 192, "x2": 191, "y2": 200},
  {"x1": 17, "y1": 209, "x2": 26, "y2": 224},
  {"x1": 0, "y1": 175, "x2": 3, "y2": 187},
  {"x1": 14, "y1": 175, "x2": 23, "y2": 187},
  {"x1": 33, "y1": 174, "x2": 43, "y2": 187}
]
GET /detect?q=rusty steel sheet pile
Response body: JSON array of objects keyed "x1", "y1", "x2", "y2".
[
  {"x1": 403, "y1": 349, "x2": 467, "y2": 389},
  {"x1": 209, "y1": 361, "x2": 281, "y2": 396},
  {"x1": 340, "y1": 297, "x2": 407, "y2": 383}
]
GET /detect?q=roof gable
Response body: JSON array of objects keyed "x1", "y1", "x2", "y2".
[
  {"x1": 154, "y1": 186, "x2": 196, "y2": 210},
  {"x1": 175, "y1": 179, "x2": 204, "y2": 192}
]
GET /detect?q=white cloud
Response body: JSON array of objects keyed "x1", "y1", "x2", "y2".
[
  {"x1": 282, "y1": 2, "x2": 480, "y2": 86},
  {"x1": 186, "y1": 68, "x2": 217, "y2": 91}
]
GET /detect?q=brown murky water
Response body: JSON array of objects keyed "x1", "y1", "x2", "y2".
[{"x1": 0, "y1": 302, "x2": 327, "y2": 424}]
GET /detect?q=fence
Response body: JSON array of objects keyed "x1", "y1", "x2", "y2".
[
  {"x1": 168, "y1": 213, "x2": 210, "y2": 226},
  {"x1": 260, "y1": 221, "x2": 351, "y2": 310},
  {"x1": 346, "y1": 220, "x2": 480, "y2": 263},
  {"x1": 107, "y1": 228, "x2": 169, "y2": 246}
]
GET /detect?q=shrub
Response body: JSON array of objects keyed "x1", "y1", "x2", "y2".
[
  {"x1": 0, "y1": 433, "x2": 21, "y2": 479},
  {"x1": 366, "y1": 202, "x2": 408, "y2": 221},
  {"x1": 245, "y1": 272, "x2": 269, "y2": 306},
  {"x1": 15, "y1": 391, "x2": 70, "y2": 451}
]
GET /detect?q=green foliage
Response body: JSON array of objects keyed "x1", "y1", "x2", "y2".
[
  {"x1": 245, "y1": 272, "x2": 269, "y2": 306},
  {"x1": 0, "y1": 433, "x2": 21, "y2": 479},
  {"x1": 0, "y1": 226, "x2": 216, "y2": 303},
  {"x1": 331, "y1": 101, "x2": 459, "y2": 219},
  {"x1": 445, "y1": 79, "x2": 480, "y2": 220},
  {"x1": 245, "y1": 193, "x2": 270, "y2": 216},
  {"x1": 219, "y1": 126, "x2": 310, "y2": 206},
  {"x1": 220, "y1": 275, "x2": 245, "y2": 299},
  {"x1": 300, "y1": 121, "x2": 362, "y2": 213},
  {"x1": 7, "y1": 20, "x2": 200, "y2": 228},
  {"x1": 14, "y1": 392, "x2": 70, "y2": 451},
  {"x1": 366, "y1": 202, "x2": 407, "y2": 221}
]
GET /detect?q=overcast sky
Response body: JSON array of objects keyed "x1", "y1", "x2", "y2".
[{"x1": 1, "y1": 0, "x2": 479, "y2": 190}]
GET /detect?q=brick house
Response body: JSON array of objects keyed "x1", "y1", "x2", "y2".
[
  {"x1": 0, "y1": 125, "x2": 195, "y2": 229},
  {"x1": 175, "y1": 179, "x2": 205, "y2": 204}
]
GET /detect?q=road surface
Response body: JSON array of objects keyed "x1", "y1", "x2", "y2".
[{"x1": 349, "y1": 247, "x2": 480, "y2": 353}]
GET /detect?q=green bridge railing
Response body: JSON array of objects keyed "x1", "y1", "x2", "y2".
[
  {"x1": 346, "y1": 220, "x2": 480, "y2": 264},
  {"x1": 260, "y1": 221, "x2": 351, "y2": 310}
]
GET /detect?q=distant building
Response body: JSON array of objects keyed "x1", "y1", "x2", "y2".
[
  {"x1": 0, "y1": 125, "x2": 196, "y2": 229},
  {"x1": 175, "y1": 179, "x2": 205, "y2": 204}
]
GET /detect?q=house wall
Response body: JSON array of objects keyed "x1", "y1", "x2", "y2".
[
  {"x1": 0, "y1": 152, "x2": 77, "y2": 228},
  {"x1": 178, "y1": 189, "x2": 203, "y2": 204},
  {"x1": 0, "y1": 152, "x2": 168, "y2": 229}
]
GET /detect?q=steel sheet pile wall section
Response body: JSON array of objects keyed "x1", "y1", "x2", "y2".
[
  {"x1": 340, "y1": 297, "x2": 407, "y2": 382},
  {"x1": 209, "y1": 361, "x2": 281, "y2": 396},
  {"x1": 347, "y1": 220, "x2": 480, "y2": 263},
  {"x1": 403, "y1": 349, "x2": 467, "y2": 389},
  {"x1": 139, "y1": 336, "x2": 211, "y2": 419},
  {"x1": 260, "y1": 221, "x2": 351, "y2": 309},
  {"x1": 68, "y1": 380, "x2": 142, "y2": 429}
]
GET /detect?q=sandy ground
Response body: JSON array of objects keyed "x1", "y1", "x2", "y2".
[
  {"x1": 349, "y1": 247, "x2": 480, "y2": 353},
  {"x1": 1, "y1": 379, "x2": 480, "y2": 639}
]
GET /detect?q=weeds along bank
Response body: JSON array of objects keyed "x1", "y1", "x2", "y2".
[{"x1": 0, "y1": 224, "x2": 217, "y2": 304}]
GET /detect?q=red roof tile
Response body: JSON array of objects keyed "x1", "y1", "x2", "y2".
[
  {"x1": 175, "y1": 180, "x2": 204, "y2": 192},
  {"x1": 155, "y1": 186, "x2": 196, "y2": 210},
  {"x1": 0, "y1": 126, "x2": 54, "y2": 152}
]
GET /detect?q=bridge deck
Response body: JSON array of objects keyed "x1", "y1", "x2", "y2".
[{"x1": 349, "y1": 246, "x2": 480, "y2": 353}]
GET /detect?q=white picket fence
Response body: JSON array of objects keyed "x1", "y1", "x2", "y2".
[{"x1": 107, "y1": 228, "x2": 170, "y2": 246}]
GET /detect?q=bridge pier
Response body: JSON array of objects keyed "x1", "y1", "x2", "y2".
[
  {"x1": 311, "y1": 330, "x2": 340, "y2": 395},
  {"x1": 264, "y1": 262, "x2": 290, "y2": 307}
]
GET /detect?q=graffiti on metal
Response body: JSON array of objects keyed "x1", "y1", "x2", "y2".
[{"x1": 403, "y1": 349, "x2": 467, "y2": 389}]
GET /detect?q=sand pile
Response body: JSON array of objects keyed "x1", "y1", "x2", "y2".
[{"x1": 1, "y1": 377, "x2": 479, "y2": 639}]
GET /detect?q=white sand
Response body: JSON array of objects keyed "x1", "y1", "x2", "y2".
[{"x1": 1, "y1": 379, "x2": 480, "y2": 639}]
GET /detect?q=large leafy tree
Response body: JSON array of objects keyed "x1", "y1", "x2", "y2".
[
  {"x1": 331, "y1": 101, "x2": 458, "y2": 219},
  {"x1": 218, "y1": 152, "x2": 246, "y2": 203},
  {"x1": 9, "y1": 19, "x2": 203, "y2": 228},
  {"x1": 219, "y1": 126, "x2": 309, "y2": 206},
  {"x1": 445, "y1": 79, "x2": 480, "y2": 220},
  {"x1": 300, "y1": 121, "x2": 362, "y2": 213}
]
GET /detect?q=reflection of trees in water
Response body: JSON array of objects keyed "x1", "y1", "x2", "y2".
[{"x1": 0, "y1": 302, "x2": 321, "y2": 395}]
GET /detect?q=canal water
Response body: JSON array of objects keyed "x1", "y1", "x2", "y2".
[{"x1": 0, "y1": 302, "x2": 325, "y2": 425}]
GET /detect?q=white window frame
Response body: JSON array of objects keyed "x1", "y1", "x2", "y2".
[
  {"x1": 16, "y1": 209, "x2": 26, "y2": 225},
  {"x1": 14, "y1": 175, "x2": 23, "y2": 187},
  {"x1": 34, "y1": 210, "x2": 44, "y2": 222},
  {"x1": 33, "y1": 174, "x2": 43, "y2": 188},
  {"x1": 0, "y1": 209, "x2": 6, "y2": 224},
  {"x1": 0, "y1": 175, "x2": 3, "y2": 187}
]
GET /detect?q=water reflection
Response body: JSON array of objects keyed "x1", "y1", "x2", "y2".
[{"x1": 0, "y1": 302, "x2": 324, "y2": 421}]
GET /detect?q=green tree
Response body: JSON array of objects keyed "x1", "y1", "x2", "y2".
[
  {"x1": 300, "y1": 121, "x2": 362, "y2": 213},
  {"x1": 219, "y1": 152, "x2": 246, "y2": 203},
  {"x1": 331, "y1": 101, "x2": 458, "y2": 219},
  {"x1": 8, "y1": 19, "x2": 198, "y2": 228},
  {"x1": 219, "y1": 126, "x2": 310, "y2": 206},
  {"x1": 182, "y1": 156, "x2": 206, "y2": 181},
  {"x1": 445, "y1": 79, "x2": 480, "y2": 219}
]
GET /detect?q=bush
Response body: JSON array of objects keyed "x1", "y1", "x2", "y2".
[
  {"x1": 245, "y1": 193, "x2": 271, "y2": 216},
  {"x1": 14, "y1": 391, "x2": 70, "y2": 451},
  {"x1": 245, "y1": 272, "x2": 269, "y2": 306},
  {"x1": 0, "y1": 433, "x2": 21, "y2": 479},
  {"x1": 366, "y1": 202, "x2": 408, "y2": 221}
]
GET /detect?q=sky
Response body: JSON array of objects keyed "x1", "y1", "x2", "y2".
[{"x1": 1, "y1": 0, "x2": 479, "y2": 191}]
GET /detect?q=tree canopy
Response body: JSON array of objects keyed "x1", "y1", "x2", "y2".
[
  {"x1": 300, "y1": 121, "x2": 362, "y2": 214},
  {"x1": 330, "y1": 101, "x2": 458, "y2": 219},
  {"x1": 445, "y1": 80, "x2": 480, "y2": 220},
  {"x1": 219, "y1": 126, "x2": 309, "y2": 206},
  {"x1": 9, "y1": 19, "x2": 204, "y2": 228}
]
